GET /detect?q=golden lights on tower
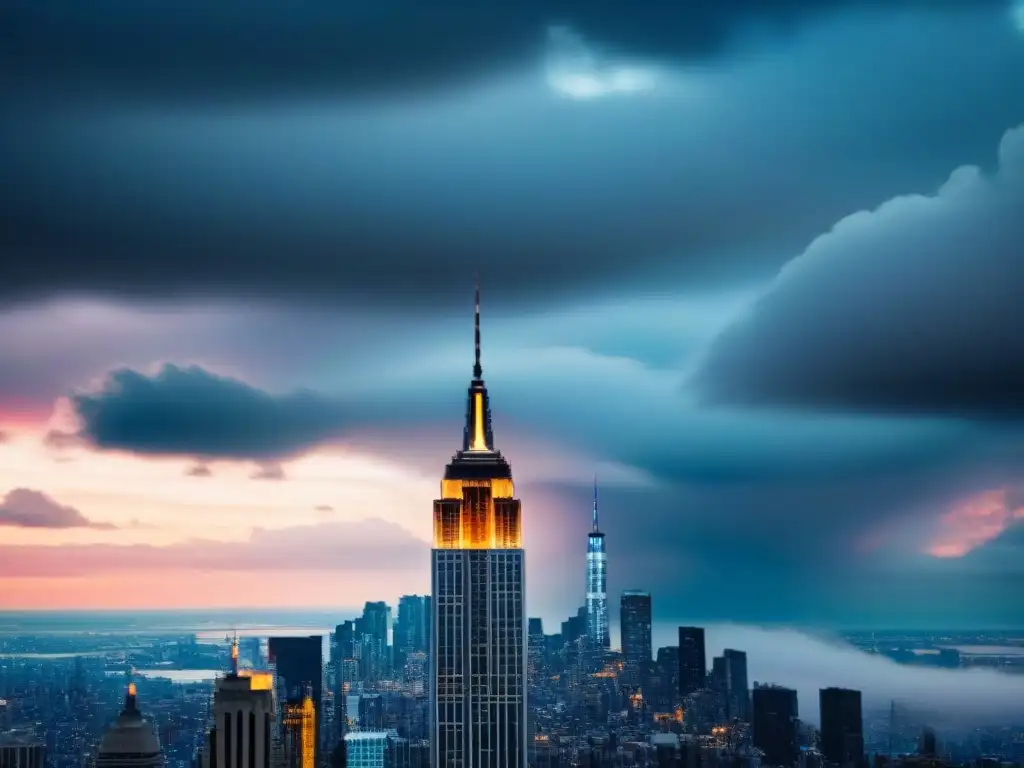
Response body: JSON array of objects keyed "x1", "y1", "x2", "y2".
[
  {"x1": 432, "y1": 280, "x2": 523, "y2": 550},
  {"x1": 433, "y1": 479, "x2": 522, "y2": 549},
  {"x1": 470, "y1": 392, "x2": 487, "y2": 452},
  {"x1": 283, "y1": 696, "x2": 316, "y2": 768}
]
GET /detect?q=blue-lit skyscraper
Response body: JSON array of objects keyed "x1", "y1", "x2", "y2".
[{"x1": 585, "y1": 478, "x2": 609, "y2": 649}]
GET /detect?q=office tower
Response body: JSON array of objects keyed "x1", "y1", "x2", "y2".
[
  {"x1": 752, "y1": 684, "x2": 799, "y2": 768},
  {"x1": 653, "y1": 646, "x2": 679, "y2": 710},
  {"x1": 333, "y1": 620, "x2": 359, "y2": 743},
  {"x1": 395, "y1": 595, "x2": 430, "y2": 674},
  {"x1": 723, "y1": 649, "x2": 750, "y2": 721},
  {"x1": 281, "y1": 690, "x2": 316, "y2": 768},
  {"x1": 819, "y1": 688, "x2": 864, "y2": 768},
  {"x1": 268, "y1": 636, "x2": 323, "y2": 768},
  {"x1": 0, "y1": 734, "x2": 46, "y2": 768},
  {"x1": 96, "y1": 684, "x2": 165, "y2": 768},
  {"x1": 359, "y1": 602, "x2": 393, "y2": 684},
  {"x1": 527, "y1": 619, "x2": 545, "y2": 684},
  {"x1": 205, "y1": 642, "x2": 276, "y2": 768},
  {"x1": 586, "y1": 478, "x2": 610, "y2": 649},
  {"x1": 334, "y1": 621, "x2": 358, "y2": 663},
  {"x1": 431, "y1": 284, "x2": 526, "y2": 768},
  {"x1": 560, "y1": 607, "x2": 587, "y2": 647},
  {"x1": 677, "y1": 627, "x2": 706, "y2": 699},
  {"x1": 620, "y1": 591, "x2": 652, "y2": 692},
  {"x1": 345, "y1": 731, "x2": 390, "y2": 768}
]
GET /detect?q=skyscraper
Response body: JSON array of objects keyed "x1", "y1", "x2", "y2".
[
  {"x1": 620, "y1": 591, "x2": 652, "y2": 692},
  {"x1": 203, "y1": 640, "x2": 276, "y2": 768},
  {"x1": 95, "y1": 684, "x2": 165, "y2": 768},
  {"x1": 268, "y1": 636, "x2": 322, "y2": 768},
  {"x1": 723, "y1": 649, "x2": 750, "y2": 721},
  {"x1": 677, "y1": 627, "x2": 706, "y2": 699},
  {"x1": 819, "y1": 688, "x2": 864, "y2": 768},
  {"x1": 395, "y1": 595, "x2": 431, "y2": 674},
  {"x1": 430, "y1": 283, "x2": 526, "y2": 768},
  {"x1": 585, "y1": 478, "x2": 610, "y2": 649},
  {"x1": 752, "y1": 684, "x2": 799, "y2": 768}
]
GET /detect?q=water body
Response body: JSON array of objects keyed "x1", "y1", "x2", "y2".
[
  {"x1": 132, "y1": 669, "x2": 220, "y2": 684},
  {"x1": 942, "y1": 645, "x2": 1024, "y2": 656}
]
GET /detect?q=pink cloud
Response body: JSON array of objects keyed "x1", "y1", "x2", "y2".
[
  {"x1": 0, "y1": 518, "x2": 427, "y2": 578},
  {"x1": 0, "y1": 488, "x2": 116, "y2": 530},
  {"x1": 927, "y1": 488, "x2": 1024, "y2": 558}
]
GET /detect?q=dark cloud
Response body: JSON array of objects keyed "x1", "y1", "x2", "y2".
[
  {"x1": 1, "y1": 4, "x2": 1022, "y2": 310},
  {"x1": 0, "y1": 0, "x2": 1002, "y2": 107},
  {"x1": 71, "y1": 364, "x2": 350, "y2": 460},
  {"x1": 692, "y1": 124, "x2": 1024, "y2": 419},
  {"x1": 185, "y1": 463, "x2": 212, "y2": 478},
  {"x1": 0, "y1": 488, "x2": 115, "y2": 530},
  {"x1": 0, "y1": 518, "x2": 426, "y2": 577},
  {"x1": 314, "y1": 505, "x2": 334, "y2": 513}
]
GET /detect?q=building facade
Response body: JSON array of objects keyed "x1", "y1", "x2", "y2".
[
  {"x1": 204, "y1": 643, "x2": 277, "y2": 768},
  {"x1": 723, "y1": 649, "x2": 750, "y2": 722},
  {"x1": 267, "y1": 636, "x2": 322, "y2": 768},
  {"x1": 585, "y1": 479, "x2": 610, "y2": 650},
  {"x1": 620, "y1": 591, "x2": 652, "y2": 693},
  {"x1": 430, "y1": 285, "x2": 527, "y2": 768},
  {"x1": 752, "y1": 684, "x2": 799, "y2": 768},
  {"x1": 819, "y1": 687, "x2": 864, "y2": 768},
  {"x1": 678, "y1": 627, "x2": 707, "y2": 699}
]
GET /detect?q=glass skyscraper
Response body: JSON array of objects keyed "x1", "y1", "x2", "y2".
[
  {"x1": 585, "y1": 479, "x2": 609, "y2": 649},
  {"x1": 430, "y1": 285, "x2": 526, "y2": 768}
]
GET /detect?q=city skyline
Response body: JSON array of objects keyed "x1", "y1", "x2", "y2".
[{"x1": 1, "y1": 0, "x2": 1024, "y2": 628}]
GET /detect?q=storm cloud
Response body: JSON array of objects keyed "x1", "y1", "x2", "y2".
[
  {"x1": 2, "y1": 3, "x2": 1023, "y2": 309},
  {"x1": 692, "y1": 124, "x2": 1024, "y2": 418},
  {"x1": 71, "y1": 364, "x2": 352, "y2": 460},
  {"x1": 0, "y1": 0, "x2": 1006, "y2": 106}
]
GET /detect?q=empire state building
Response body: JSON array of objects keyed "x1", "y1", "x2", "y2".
[{"x1": 431, "y1": 284, "x2": 526, "y2": 768}]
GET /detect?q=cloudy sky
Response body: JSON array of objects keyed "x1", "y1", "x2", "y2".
[{"x1": 2, "y1": 0, "x2": 1024, "y2": 629}]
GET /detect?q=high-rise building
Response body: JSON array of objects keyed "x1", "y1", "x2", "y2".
[
  {"x1": 0, "y1": 733, "x2": 45, "y2": 768},
  {"x1": 560, "y1": 607, "x2": 588, "y2": 647},
  {"x1": 585, "y1": 479, "x2": 610, "y2": 649},
  {"x1": 395, "y1": 596, "x2": 431, "y2": 674},
  {"x1": 204, "y1": 642, "x2": 276, "y2": 768},
  {"x1": 268, "y1": 636, "x2": 323, "y2": 768},
  {"x1": 723, "y1": 649, "x2": 750, "y2": 721},
  {"x1": 620, "y1": 591, "x2": 652, "y2": 692},
  {"x1": 752, "y1": 684, "x2": 799, "y2": 768},
  {"x1": 358, "y1": 602, "x2": 393, "y2": 684},
  {"x1": 96, "y1": 684, "x2": 165, "y2": 768},
  {"x1": 281, "y1": 691, "x2": 316, "y2": 768},
  {"x1": 677, "y1": 627, "x2": 706, "y2": 699},
  {"x1": 430, "y1": 284, "x2": 527, "y2": 768},
  {"x1": 332, "y1": 620, "x2": 359, "y2": 743},
  {"x1": 652, "y1": 646, "x2": 679, "y2": 710},
  {"x1": 345, "y1": 731, "x2": 390, "y2": 768},
  {"x1": 819, "y1": 688, "x2": 864, "y2": 768}
]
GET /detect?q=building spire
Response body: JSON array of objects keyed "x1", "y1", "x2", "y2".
[
  {"x1": 473, "y1": 274, "x2": 482, "y2": 381},
  {"x1": 123, "y1": 681, "x2": 139, "y2": 715},
  {"x1": 230, "y1": 630, "x2": 239, "y2": 676},
  {"x1": 592, "y1": 474, "x2": 599, "y2": 532}
]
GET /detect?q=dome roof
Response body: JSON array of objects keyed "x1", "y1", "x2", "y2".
[{"x1": 97, "y1": 687, "x2": 164, "y2": 767}]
